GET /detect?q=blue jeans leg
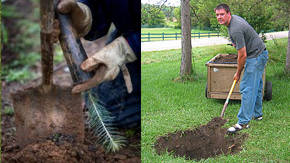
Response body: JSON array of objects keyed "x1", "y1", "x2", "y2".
[
  {"x1": 237, "y1": 50, "x2": 268, "y2": 124},
  {"x1": 254, "y1": 75, "x2": 263, "y2": 118}
]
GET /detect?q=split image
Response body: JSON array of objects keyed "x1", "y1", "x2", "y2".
[{"x1": 1, "y1": 0, "x2": 290, "y2": 162}]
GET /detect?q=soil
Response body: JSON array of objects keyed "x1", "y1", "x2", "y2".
[
  {"x1": 154, "y1": 117, "x2": 247, "y2": 161},
  {"x1": 213, "y1": 54, "x2": 237, "y2": 64},
  {"x1": 1, "y1": 0, "x2": 140, "y2": 162},
  {"x1": 12, "y1": 85, "x2": 84, "y2": 148},
  {"x1": 2, "y1": 60, "x2": 141, "y2": 163}
]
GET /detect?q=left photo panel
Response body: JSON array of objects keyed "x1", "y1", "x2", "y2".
[{"x1": 1, "y1": 0, "x2": 141, "y2": 162}]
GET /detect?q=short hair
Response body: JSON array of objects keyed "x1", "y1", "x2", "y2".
[{"x1": 214, "y1": 4, "x2": 231, "y2": 13}]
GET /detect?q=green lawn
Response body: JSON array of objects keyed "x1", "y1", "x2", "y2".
[
  {"x1": 141, "y1": 28, "x2": 218, "y2": 42},
  {"x1": 141, "y1": 38, "x2": 290, "y2": 162}
]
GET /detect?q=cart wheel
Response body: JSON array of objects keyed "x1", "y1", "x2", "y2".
[
  {"x1": 205, "y1": 83, "x2": 208, "y2": 98},
  {"x1": 264, "y1": 81, "x2": 272, "y2": 101}
]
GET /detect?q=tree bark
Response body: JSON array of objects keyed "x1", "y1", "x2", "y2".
[
  {"x1": 286, "y1": 23, "x2": 290, "y2": 73},
  {"x1": 40, "y1": 0, "x2": 54, "y2": 86},
  {"x1": 180, "y1": 0, "x2": 192, "y2": 76}
]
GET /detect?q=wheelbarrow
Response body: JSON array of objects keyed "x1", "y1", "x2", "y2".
[{"x1": 205, "y1": 54, "x2": 272, "y2": 101}]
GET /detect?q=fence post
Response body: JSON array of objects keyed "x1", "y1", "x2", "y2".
[
  {"x1": 208, "y1": 32, "x2": 210, "y2": 38},
  {"x1": 148, "y1": 32, "x2": 150, "y2": 42},
  {"x1": 162, "y1": 32, "x2": 164, "y2": 40},
  {"x1": 175, "y1": 32, "x2": 177, "y2": 40},
  {"x1": 198, "y1": 32, "x2": 200, "y2": 39}
]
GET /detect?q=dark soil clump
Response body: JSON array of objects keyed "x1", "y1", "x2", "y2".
[
  {"x1": 154, "y1": 117, "x2": 247, "y2": 161},
  {"x1": 214, "y1": 54, "x2": 237, "y2": 64}
]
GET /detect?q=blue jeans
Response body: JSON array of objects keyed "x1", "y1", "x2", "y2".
[{"x1": 238, "y1": 50, "x2": 269, "y2": 124}]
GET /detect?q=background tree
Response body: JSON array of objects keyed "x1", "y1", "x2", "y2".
[
  {"x1": 173, "y1": 7, "x2": 181, "y2": 28},
  {"x1": 180, "y1": 0, "x2": 192, "y2": 76},
  {"x1": 141, "y1": 4, "x2": 166, "y2": 27}
]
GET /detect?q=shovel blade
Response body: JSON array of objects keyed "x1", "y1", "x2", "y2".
[{"x1": 12, "y1": 85, "x2": 84, "y2": 148}]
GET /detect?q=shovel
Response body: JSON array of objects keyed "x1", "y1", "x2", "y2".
[
  {"x1": 220, "y1": 80, "x2": 237, "y2": 118},
  {"x1": 11, "y1": 0, "x2": 85, "y2": 148}
]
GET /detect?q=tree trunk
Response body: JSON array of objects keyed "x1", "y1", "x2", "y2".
[
  {"x1": 180, "y1": 0, "x2": 192, "y2": 76},
  {"x1": 286, "y1": 24, "x2": 290, "y2": 73}
]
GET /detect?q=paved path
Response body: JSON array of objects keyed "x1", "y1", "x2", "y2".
[{"x1": 141, "y1": 31, "x2": 288, "y2": 52}]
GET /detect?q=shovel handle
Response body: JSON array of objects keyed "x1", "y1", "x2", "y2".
[
  {"x1": 220, "y1": 80, "x2": 237, "y2": 118},
  {"x1": 40, "y1": 0, "x2": 54, "y2": 86},
  {"x1": 56, "y1": 12, "x2": 93, "y2": 84}
]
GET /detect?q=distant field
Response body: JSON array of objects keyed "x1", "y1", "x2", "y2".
[{"x1": 141, "y1": 28, "x2": 219, "y2": 42}]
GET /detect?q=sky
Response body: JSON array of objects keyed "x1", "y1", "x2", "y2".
[{"x1": 141, "y1": 0, "x2": 180, "y2": 7}]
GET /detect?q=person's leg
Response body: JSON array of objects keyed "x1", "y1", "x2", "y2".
[
  {"x1": 253, "y1": 50, "x2": 269, "y2": 118},
  {"x1": 237, "y1": 58, "x2": 260, "y2": 125},
  {"x1": 253, "y1": 76, "x2": 263, "y2": 118}
]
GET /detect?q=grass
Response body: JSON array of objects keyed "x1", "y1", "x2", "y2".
[
  {"x1": 141, "y1": 28, "x2": 218, "y2": 42},
  {"x1": 4, "y1": 107, "x2": 14, "y2": 116},
  {"x1": 141, "y1": 38, "x2": 290, "y2": 162}
]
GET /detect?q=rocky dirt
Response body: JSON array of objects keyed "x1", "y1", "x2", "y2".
[
  {"x1": 2, "y1": 60, "x2": 141, "y2": 163},
  {"x1": 154, "y1": 117, "x2": 247, "y2": 161}
]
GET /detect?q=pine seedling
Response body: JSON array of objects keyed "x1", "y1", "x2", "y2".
[{"x1": 85, "y1": 90, "x2": 127, "y2": 152}]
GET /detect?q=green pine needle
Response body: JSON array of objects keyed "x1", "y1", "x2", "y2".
[{"x1": 86, "y1": 90, "x2": 127, "y2": 152}]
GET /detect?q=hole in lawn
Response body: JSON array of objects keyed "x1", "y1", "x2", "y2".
[{"x1": 154, "y1": 117, "x2": 248, "y2": 161}]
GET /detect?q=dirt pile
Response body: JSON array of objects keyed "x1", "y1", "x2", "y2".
[
  {"x1": 2, "y1": 126, "x2": 140, "y2": 163},
  {"x1": 2, "y1": 56, "x2": 140, "y2": 163},
  {"x1": 154, "y1": 117, "x2": 247, "y2": 161},
  {"x1": 214, "y1": 54, "x2": 237, "y2": 64}
]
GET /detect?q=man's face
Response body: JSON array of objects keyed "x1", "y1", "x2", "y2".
[{"x1": 215, "y1": 9, "x2": 231, "y2": 26}]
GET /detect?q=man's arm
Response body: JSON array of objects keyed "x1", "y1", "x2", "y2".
[{"x1": 234, "y1": 46, "x2": 247, "y2": 81}]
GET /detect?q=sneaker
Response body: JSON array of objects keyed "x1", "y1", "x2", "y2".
[
  {"x1": 254, "y1": 116, "x2": 263, "y2": 121},
  {"x1": 227, "y1": 123, "x2": 250, "y2": 134}
]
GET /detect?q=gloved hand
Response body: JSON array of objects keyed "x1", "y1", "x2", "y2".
[
  {"x1": 57, "y1": 0, "x2": 92, "y2": 37},
  {"x1": 72, "y1": 36, "x2": 137, "y2": 94}
]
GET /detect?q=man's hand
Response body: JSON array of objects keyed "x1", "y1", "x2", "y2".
[
  {"x1": 72, "y1": 36, "x2": 137, "y2": 94},
  {"x1": 233, "y1": 71, "x2": 241, "y2": 82},
  {"x1": 57, "y1": 0, "x2": 92, "y2": 38}
]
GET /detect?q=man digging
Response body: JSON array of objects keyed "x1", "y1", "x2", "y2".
[{"x1": 214, "y1": 4, "x2": 268, "y2": 133}]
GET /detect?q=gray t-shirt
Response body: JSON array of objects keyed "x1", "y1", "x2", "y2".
[{"x1": 228, "y1": 15, "x2": 265, "y2": 58}]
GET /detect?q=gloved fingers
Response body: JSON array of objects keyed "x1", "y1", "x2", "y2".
[
  {"x1": 80, "y1": 57, "x2": 103, "y2": 72},
  {"x1": 57, "y1": 0, "x2": 77, "y2": 14},
  {"x1": 72, "y1": 65, "x2": 121, "y2": 94},
  {"x1": 120, "y1": 65, "x2": 133, "y2": 93},
  {"x1": 72, "y1": 65, "x2": 107, "y2": 94}
]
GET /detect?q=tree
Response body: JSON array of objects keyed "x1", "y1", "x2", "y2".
[
  {"x1": 173, "y1": 7, "x2": 181, "y2": 28},
  {"x1": 141, "y1": 4, "x2": 166, "y2": 27},
  {"x1": 180, "y1": 0, "x2": 192, "y2": 76}
]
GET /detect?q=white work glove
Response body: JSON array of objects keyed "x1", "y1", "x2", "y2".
[
  {"x1": 72, "y1": 36, "x2": 137, "y2": 94},
  {"x1": 57, "y1": 0, "x2": 92, "y2": 37}
]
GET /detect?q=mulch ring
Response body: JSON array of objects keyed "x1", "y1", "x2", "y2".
[{"x1": 154, "y1": 117, "x2": 247, "y2": 161}]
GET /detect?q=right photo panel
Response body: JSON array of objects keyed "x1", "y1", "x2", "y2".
[{"x1": 141, "y1": 0, "x2": 289, "y2": 162}]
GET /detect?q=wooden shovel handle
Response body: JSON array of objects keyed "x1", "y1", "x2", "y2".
[
  {"x1": 40, "y1": 0, "x2": 54, "y2": 86},
  {"x1": 57, "y1": 12, "x2": 93, "y2": 84},
  {"x1": 220, "y1": 80, "x2": 237, "y2": 118}
]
